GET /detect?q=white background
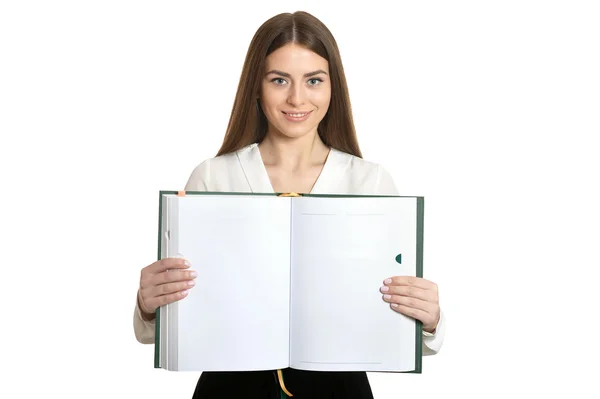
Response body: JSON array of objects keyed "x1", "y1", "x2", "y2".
[{"x1": 1, "y1": 1, "x2": 599, "y2": 398}]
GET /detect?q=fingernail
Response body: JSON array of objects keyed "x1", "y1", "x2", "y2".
[
  {"x1": 384, "y1": 278, "x2": 392, "y2": 284},
  {"x1": 184, "y1": 260, "x2": 191, "y2": 267},
  {"x1": 380, "y1": 286, "x2": 389, "y2": 292},
  {"x1": 189, "y1": 271, "x2": 198, "y2": 278},
  {"x1": 391, "y1": 303, "x2": 398, "y2": 308},
  {"x1": 181, "y1": 290, "x2": 189, "y2": 296},
  {"x1": 188, "y1": 280, "x2": 195, "y2": 286},
  {"x1": 384, "y1": 294, "x2": 391, "y2": 300}
]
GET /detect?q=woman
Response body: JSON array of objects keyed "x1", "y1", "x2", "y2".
[{"x1": 134, "y1": 10, "x2": 445, "y2": 398}]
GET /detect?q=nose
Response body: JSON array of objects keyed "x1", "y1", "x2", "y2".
[{"x1": 286, "y1": 82, "x2": 306, "y2": 107}]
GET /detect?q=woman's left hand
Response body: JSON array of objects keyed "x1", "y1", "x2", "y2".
[{"x1": 380, "y1": 276, "x2": 440, "y2": 334}]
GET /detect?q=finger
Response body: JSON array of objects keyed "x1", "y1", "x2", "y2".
[
  {"x1": 144, "y1": 290, "x2": 190, "y2": 311},
  {"x1": 151, "y1": 269, "x2": 198, "y2": 286},
  {"x1": 150, "y1": 279, "x2": 196, "y2": 298},
  {"x1": 147, "y1": 258, "x2": 191, "y2": 275},
  {"x1": 382, "y1": 294, "x2": 435, "y2": 314},
  {"x1": 381, "y1": 285, "x2": 436, "y2": 302},
  {"x1": 384, "y1": 276, "x2": 437, "y2": 291}
]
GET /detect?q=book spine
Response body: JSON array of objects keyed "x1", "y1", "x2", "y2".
[{"x1": 415, "y1": 197, "x2": 424, "y2": 373}]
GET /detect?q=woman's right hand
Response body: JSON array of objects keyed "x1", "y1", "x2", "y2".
[{"x1": 137, "y1": 257, "x2": 197, "y2": 320}]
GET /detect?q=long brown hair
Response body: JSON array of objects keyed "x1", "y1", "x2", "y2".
[{"x1": 216, "y1": 11, "x2": 362, "y2": 158}]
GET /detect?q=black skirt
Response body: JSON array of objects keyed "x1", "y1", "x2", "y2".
[{"x1": 191, "y1": 368, "x2": 374, "y2": 399}]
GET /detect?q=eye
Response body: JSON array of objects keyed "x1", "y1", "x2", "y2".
[
  {"x1": 307, "y1": 78, "x2": 323, "y2": 86},
  {"x1": 271, "y1": 78, "x2": 287, "y2": 86}
]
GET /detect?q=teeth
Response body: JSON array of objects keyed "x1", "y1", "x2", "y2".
[{"x1": 287, "y1": 113, "x2": 307, "y2": 117}]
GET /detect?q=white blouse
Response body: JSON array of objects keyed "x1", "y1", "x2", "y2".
[{"x1": 134, "y1": 143, "x2": 446, "y2": 355}]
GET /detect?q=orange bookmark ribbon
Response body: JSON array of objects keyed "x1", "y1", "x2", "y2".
[{"x1": 277, "y1": 369, "x2": 293, "y2": 397}]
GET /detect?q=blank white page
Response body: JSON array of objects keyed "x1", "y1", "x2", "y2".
[
  {"x1": 289, "y1": 196, "x2": 417, "y2": 372},
  {"x1": 170, "y1": 194, "x2": 291, "y2": 371}
]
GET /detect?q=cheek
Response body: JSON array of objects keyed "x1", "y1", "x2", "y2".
[
  {"x1": 311, "y1": 90, "x2": 331, "y2": 111},
  {"x1": 261, "y1": 91, "x2": 284, "y2": 111}
]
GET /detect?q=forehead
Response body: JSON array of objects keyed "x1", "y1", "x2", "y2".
[{"x1": 264, "y1": 43, "x2": 329, "y2": 72}]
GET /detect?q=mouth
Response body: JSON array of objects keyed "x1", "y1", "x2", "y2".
[{"x1": 282, "y1": 110, "x2": 313, "y2": 122}]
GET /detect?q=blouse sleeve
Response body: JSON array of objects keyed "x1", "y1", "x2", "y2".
[
  {"x1": 133, "y1": 297, "x2": 156, "y2": 344},
  {"x1": 423, "y1": 310, "x2": 446, "y2": 355},
  {"x1": 184, "y1": 160, "x2": 210, "y2": 191},
  {"x1": 375, "y1": 165, "x2": 400, "y2": 195}
]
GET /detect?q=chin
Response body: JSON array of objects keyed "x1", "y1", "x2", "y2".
[{"x1": 276, "y1": 127, "x2": 316, "y2": 139}]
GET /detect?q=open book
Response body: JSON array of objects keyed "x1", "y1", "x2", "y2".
[{"x1": 155, "y1": 191, "x2": 424, "y2": 373}]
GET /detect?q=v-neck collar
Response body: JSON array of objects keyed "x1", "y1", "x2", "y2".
[{"x1": 236, "y1": 143, "x2": 349, "y2": 194}]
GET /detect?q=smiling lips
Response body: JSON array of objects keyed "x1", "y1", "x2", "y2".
[{"x1": 282, "y1": 110, "x2": 313, "y2": 122}]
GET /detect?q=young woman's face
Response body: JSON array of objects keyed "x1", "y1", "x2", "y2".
[{"x1": 259, "y1": 43, "x2": 331, "y2": 140}]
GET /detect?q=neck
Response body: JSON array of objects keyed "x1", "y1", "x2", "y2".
[{"x1": 258, "y1": 130, "x2": 330, "y2": 170}]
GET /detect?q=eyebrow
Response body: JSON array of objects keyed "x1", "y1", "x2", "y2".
[{"x1": 265, "y1": 69, "x2": 328, "y2": 78}]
